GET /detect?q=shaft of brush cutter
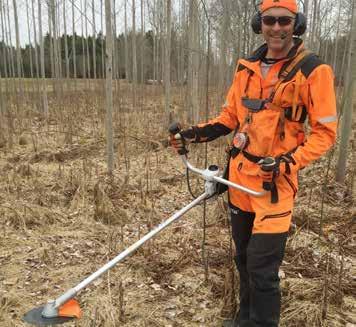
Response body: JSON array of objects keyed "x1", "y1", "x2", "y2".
[
  {"x1": 52, "y1": 192, "x2": 209, "y2": 309},
  {"x1": 180, "y1": 155, "x2": 266, "y2": 197}
]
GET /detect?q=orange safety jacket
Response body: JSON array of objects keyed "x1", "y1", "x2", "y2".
[{"x1": 185, "y1": 38, "x2": 337, "y2": 200}]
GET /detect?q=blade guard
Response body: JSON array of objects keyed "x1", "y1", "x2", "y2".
[{"x1": 58, "y1": 299, "x2": 82, "y2": 318}]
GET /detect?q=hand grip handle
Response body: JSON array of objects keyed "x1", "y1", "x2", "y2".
[
  {"x1": 168, "y1": 122, "x2": 182, "y2": 135},
  {"x1": 259, "y1": 157, "x2": 276, "y2": 172},
  {"x1": 168, "y1": 122, "x2": 188, "y2": 155}
]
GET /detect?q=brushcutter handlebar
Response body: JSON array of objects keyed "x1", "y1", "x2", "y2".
[
  {"x1": 169, "y1": 122, "x2": 266, "y2": 197},
  {"x1": 180, "y1": 156, "x2": 266, "y2": 197}
]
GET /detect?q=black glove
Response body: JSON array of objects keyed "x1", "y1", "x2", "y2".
[{"x1": 169, "y1": 125, "x2": 198, "y2": 154}]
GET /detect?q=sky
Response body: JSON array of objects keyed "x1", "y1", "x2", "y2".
[{"x1": 3, "y1": 0, "x2": 151, "y2": 47}]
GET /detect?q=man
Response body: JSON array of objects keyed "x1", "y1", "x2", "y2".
[{"x1": 170, "y1": 0, "x2": 337, "y2": 326}]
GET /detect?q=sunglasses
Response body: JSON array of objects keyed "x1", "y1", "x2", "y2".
[{"x1": 261, "y1": 16, "x2": 295, "y2": 26}]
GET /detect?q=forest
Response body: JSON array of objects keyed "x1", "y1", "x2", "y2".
[{"x1": 0, "y1": 0, "x2": 355, "y2": 326}]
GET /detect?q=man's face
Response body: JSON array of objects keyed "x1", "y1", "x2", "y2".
[{"x1": 261, "y1": 7, "x2": 296, "y2": 55}]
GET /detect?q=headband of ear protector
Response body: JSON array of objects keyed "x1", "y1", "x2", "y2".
[{"x1": 251, "y1": 12, "x2": 306, "y2": 36}]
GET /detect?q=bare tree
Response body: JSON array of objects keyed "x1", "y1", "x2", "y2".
[
  {"x1": 85, "y1": 0, "x2": 91, "y2": 79},
  {"x1": 5, "y1": 0, "x2": 15, "y2": 78},
  {"x1": 38, "y1": 0, "x2": 48, "y2": 117},
  {"x1": 92, "y1": 0, "x2": 97, "y2": 79},
  {"x1": 31, "y1": 0, "x2": 39, "y2": 78},
  {"x1": 0, "y1": 0, "x2": 9, "y2": 79},
  {"x1": 72, "y1": 0, "x2": 77, "y2": 79},
  {"x1": 26, "y1": 0, "x2": 34, "y2": 79},
  {"x1": 81, "y1": 0, "x2": 86, "y2": 79},
  {"x1": 336, "y1": 0, "x2": 356, "y2": 183},
  {"x1": 124, "y1": 0, "x2": 129, "y2": 81},
  {"x1": 63, "y1": 0, "x2": 70, "y2": 79},
  {"x1": 164, "y1": 0, "x2": 172, "y2": 125},
  {"x1": 140, "y1": 0, "x2": 145, "y2": 84},
  {"x1": 188, "y1": 0, "x2": 199, "y2": 123},
  {"x1": 132, "y1": 0, "x2": 138, "y2": 108},
  {"x1": 105, "y1": 0, "x2": 114, "y2": 174},
  {"x1": 101, "y1": 0, "x2": 105, "y2": 78},
  {"x1": 12, "y1": 0, "x2": 22, "y2": 80}
]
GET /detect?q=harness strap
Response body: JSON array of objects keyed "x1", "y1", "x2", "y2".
[
  {"x1": 268, "y1": 49, "x2": 313, "y2": 104},
  {"x1": 292, "y1": 71, "x2": 302, "y2": 119}
]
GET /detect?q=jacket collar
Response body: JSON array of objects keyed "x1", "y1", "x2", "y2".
[{"x1": 238, "y1": 38, "x2": 304, "y2": 75}]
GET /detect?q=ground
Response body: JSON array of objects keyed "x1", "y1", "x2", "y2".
[{"x1": 0, "y1": 80, "x2": 355, "y2": 326}]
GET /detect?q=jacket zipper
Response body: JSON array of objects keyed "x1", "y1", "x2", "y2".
[
  {"x1": 261, "y1": 210, "x2": 291, "y2": 221},
  {"x1": 283, "y1": 174, "x2": 297, "y2": 198}
]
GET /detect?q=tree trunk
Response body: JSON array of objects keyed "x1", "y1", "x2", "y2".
[
  {"x1": 0, "y1": 0, "x2": 9, "y2": 78},
  {"x1": 6, "y1": 0, "x2": 15, "y2": 78},
  {"x1": 92, "y1": 0, "x2": 97, "y2": 79},
  {"x1": 101, "y1": 0, "x2": 105, "y2": 78},
  {"x1": 38, "y1": 0, "x2": 48, "y2": 117},
  {"x1": 332, "y1": 0, "x2": 342, "y2": 72},
  {"x1": 124, "y1": 0, "x2": 129, "y2": 81},
  {"x1": 81, "y1": 0, "x2": 86, "y2": 79},
  {"x1": 141, "y1": 0, "x2": 145, "y2": 84},
  {"x1": 26, "y1": 0, "x2": 34, "y2": 78},
  {"x1": 72, "y1": 0, "x2": 77, "y2": 79},
  {"x1": 50, "y1": 0, "x2": 60, "y2": 92},
  {"x1": 12, "y1": 0, "x2": 22, "y2": 79},
  {"x1": 188, "y1": 0, "x2": 199, "y2": 123},
  {"x1": 31, "y1": 0, "x2": 39, "y2": 78},
  {"x1": 336, "y1": 0, "x2": 356, "y2": 183},
  {"x1": 164, "y1": 0, "x2": 172, "y2": 125},
  {"x1": 105, "y1": 0, "x2": 114, "y2": 174},
  {"x1": 85, "y1": 0, "x2": 91, "y2": 79},
  {"x1": 63, "y1": 0, "x2": 70, "y2": 79},
  {"x1": 132, "y1": 0, "x2": 138, "y2": 108},
  {"x1": 112, "y1": 0, "x2": 117, "y2": 79}
]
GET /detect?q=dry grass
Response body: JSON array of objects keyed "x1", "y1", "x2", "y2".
[{"x1": 0, "y1": 80, "x2": 354, "y2": 326}]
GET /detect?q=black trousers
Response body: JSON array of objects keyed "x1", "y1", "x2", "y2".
[{"x1": 230, "y1": 204, "x2": 288, "y2": 327}]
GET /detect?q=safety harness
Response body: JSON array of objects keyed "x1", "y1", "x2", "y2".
[{"x1": 233, "y1": 49, "x2": 318, "y2": 203}]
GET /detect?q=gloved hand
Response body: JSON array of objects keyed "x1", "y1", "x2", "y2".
[
  {"x1": 169, "y1": 132, "x2": 187, "y2": 153},
  {"x1": 169, "y1": 125, "x2": 198, "y2": 154},
  {"x1": 258, "y1": 157, "x2": 279, "y2": 181},
  {"x1": 258, "y1": 153, "x2": 297, "y2": 181}
]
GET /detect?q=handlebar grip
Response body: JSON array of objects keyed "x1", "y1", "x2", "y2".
[
  {"x1": 259, "y1": 157, "x2": 276, "y2": 172},
  {"x1": 168, "y1": 122, "x2": 188, "y2": 155},
  {"x1": 168, "y1": 122, "x2": 182, "y2": 135}
]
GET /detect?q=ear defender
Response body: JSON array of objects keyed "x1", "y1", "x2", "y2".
[
  {"x1": 293, "y1": 13, "x2": 306, "y2": 36},
  {"x1": 251, "y1": 12, "x2": 263, "y2": 34},
  {"x1": 251, "y1": 12, "x2": 307, "y2": 36}
]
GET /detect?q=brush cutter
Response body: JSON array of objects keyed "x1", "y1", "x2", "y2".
[{"x1": 23, "y1": 123, "x2": 266, "y2": 326}]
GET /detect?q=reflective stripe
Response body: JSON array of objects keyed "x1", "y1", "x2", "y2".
[{"x1": 318, "y1": 115, "x2": 337, "y2": 123}]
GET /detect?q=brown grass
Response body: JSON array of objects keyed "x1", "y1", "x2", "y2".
[{"x1": 0, "y1": 79, "x2": 354, "y2": 326}]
